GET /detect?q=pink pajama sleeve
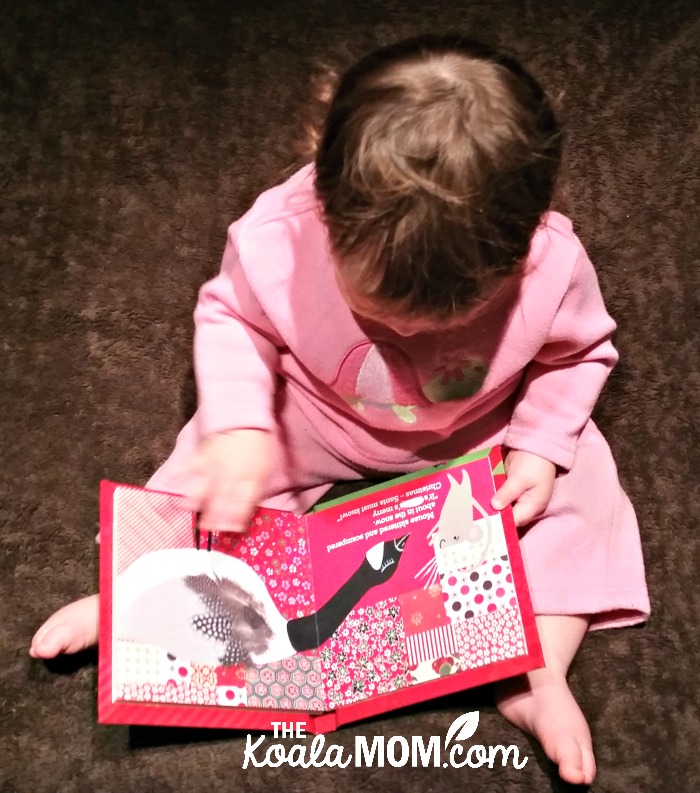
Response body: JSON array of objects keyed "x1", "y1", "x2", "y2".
[
  {"x1": 193, "y1": 227, "x2": 282, "y2": 438},
  {"x1": 504, "y1": 249, "x2": 619, "y2": 470}
]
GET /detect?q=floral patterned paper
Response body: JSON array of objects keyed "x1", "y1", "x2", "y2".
[
  {"x1": 453, "y1": 606, "x2": 527, "y2": 670},
  {"x1": 212, "y1": 509, "x2": 313, "y2": 622},
  {"x1": 399, "y1": 586, "x2": 449, "y2": 635},
  {"x1": 321, "y1": 598, "x2": 410, "y2": 708}
]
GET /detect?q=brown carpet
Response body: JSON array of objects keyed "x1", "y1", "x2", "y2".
[{"x1": 2, "y1": 1, "x2": 699, "y2": 791}]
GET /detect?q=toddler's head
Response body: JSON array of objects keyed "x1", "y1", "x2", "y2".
[{"x1": 310, "y1": 34, "x2": 562, "y2": 330}]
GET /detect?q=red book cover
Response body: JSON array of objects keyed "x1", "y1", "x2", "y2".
[{"x1": 98, "y1": 446, "x2": 543, "y2": 733}]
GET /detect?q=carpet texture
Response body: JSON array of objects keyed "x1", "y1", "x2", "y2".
[{"x1": 1, "y1": 1, "x2": 699, "y2": 791}]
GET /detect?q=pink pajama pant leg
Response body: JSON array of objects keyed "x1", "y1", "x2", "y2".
[{"x1": 516, "y1": 421, "x2": 650, "y2": 630}]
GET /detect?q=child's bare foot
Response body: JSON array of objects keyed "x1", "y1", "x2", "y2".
[
  {"x1": 29, "y1": 595, "x2": 99, "y2": 659},
  {"x1": 495, "y1": 667, "x2": 596, "y2": 785}
]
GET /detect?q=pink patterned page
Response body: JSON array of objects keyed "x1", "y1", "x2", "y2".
[
  {"x1": 106, "y1": 448, "x2": 539, "y2": 722},
  {"x1": 304, "y1": 452, "x2": 530, "y2": 709},
  {"x1": 109, "y1": 485, "x2": 321, "y2": 712}
]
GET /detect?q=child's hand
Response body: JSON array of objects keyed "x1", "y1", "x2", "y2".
[
  {"x1": 180, "y1": 429, "x2": 274, "y2": 532},
  {"x1": 491, "y1": 449, "x2": 556, "y2": 527}
]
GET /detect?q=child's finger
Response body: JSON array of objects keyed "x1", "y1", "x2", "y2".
[
  {"x1": 181, "y1": 472, "x2": 210, "y2": 513},
  {"x1": 511, "y1": 500, "x2": 536, "y2": 527},
  {"x1": 199, "y1": 504, "x2": 249, "y2": 532},
  {"x1": 199, "y1": 482, "x2": 257, "y2": 533},
  {"x1": 511, "y1": 489, "x2": 549, "y2": 527},
  {"x1": 166, "y1": 455, "x2": 208, "y2": 511},
  {"x1": 492, "y1": 477, "x2": 527, "y2": 511}
]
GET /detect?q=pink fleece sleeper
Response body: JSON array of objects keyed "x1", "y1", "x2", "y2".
[{"x1": 148, "y1": 164, "x2": 650, "y2": 630}]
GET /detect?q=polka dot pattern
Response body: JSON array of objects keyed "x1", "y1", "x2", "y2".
[
  {"x1": 440, "y1": 555, "x2": 517, "y2": 620},
  {"x1": 114, "y1": 640, "x2": 192, "y2": 688},
  {"x1": 185, "y1": 574, "x2": 255, "y2": 666},
  {"x1": 114, "y1": 640, "x2": 247, "y2": 708},
  {"x1": 192, "y1": 615, "x2": 229, "y2": 643}
]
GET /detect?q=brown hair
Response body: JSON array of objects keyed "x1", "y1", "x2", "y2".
[{"x1": 307, "y1": 34, "x2": 563, "y2": 318}]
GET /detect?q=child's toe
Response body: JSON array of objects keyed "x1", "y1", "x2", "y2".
[
  {"x1": 30, "y1": 623, "x2": 69, "y2": 658},
  {"x1": 552, "y1": 735, "x2": 595, "y2": 786}
]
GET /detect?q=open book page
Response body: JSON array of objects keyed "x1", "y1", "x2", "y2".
[
  {"x1": 102, "y1": 446, "x2": 540, "y2": 727},
  {"x1": 304, "y1": 449, "x2": 533, "y2": 710},
  {"x1": 108, "y1": 485, "x2": 318, "y2": 712}
]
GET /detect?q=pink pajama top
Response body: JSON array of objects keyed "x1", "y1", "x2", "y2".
[
  {"x1": 151, "y1": 164, "x2": 649, "y2": 629},
  {"x1": 194, "y1": 165, "x2": 616, "y2": 472}
]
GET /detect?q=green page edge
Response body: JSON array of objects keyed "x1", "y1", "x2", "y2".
[{"x1": 311, "y1": 446, "x2": 494, "y2": 513}]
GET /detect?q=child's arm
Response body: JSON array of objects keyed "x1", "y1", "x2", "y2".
[
  {"x1": 182, "y1": 225, "x2": 284, "y2": 530},
  {"x1": 193, "y1": 224, "x2": 283, "y2": 439},
  {"x1": 503, "y1": 247, "x2": 618, "y2": 472},
  {"x1": 181, "y1": 428, "x2": 275, "y2": 533}
]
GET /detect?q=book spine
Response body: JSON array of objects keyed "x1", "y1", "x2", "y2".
[{"x1": 309, "y1": 710, "x2": 338, "y2": 734}]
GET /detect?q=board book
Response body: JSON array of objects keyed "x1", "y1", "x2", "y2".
[{"x1": 98, "y1": 445, "x2": 542, "y2": 734}]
